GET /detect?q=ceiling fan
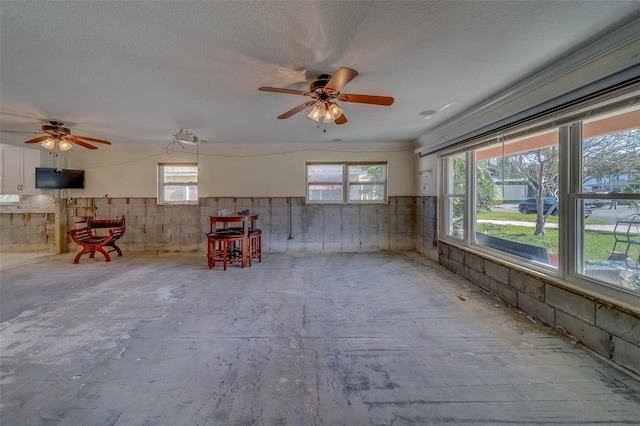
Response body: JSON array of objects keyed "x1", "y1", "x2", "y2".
[
  {"x1": 9, "y1": 121, "x2": 112, "y2": 150},
  {"x1": 258, "y1": 67, "x2": 394, "y2": 125}
]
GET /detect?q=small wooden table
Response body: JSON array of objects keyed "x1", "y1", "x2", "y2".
[{"x1": 209, "y1": 214, "x2": 258, "y2": 268}]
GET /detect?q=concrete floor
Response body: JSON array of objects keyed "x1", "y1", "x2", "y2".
[{"x1": 1, "y1": 251, "x2": 639, "y2": 425}]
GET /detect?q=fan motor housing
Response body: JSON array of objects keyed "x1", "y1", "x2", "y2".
[
  {"x1": 42, "y1": 124, "x2": 70, "y2": 135},
  {"x1": 310, "y1": 74, "x2": 332, "y2": 93}
]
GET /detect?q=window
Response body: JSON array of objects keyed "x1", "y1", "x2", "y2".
[
  {"x1": 307, "y1": 162, "x2": 387, "y2": 203},
  {"x1": 439, "y1": 89, "x2": 640, "y2": 302},
  {"x1": 158, "y1": 163, "x2": 198, "y2": 204},
  {"x1": 578, "y1": 107, "x2": 640, "y2": 289},
  {"x1": 0, "y1": 194, "x2": 19, "y2": 204},
  {"x1": 474, "y1": 130, "x2": 560, "y2": 267},
  {"x1": 307, "y1": 164, "x2": 344, "y2": 202},
  {"x1": 442, "y1": 154, "x2": 466, "y2": 239}
]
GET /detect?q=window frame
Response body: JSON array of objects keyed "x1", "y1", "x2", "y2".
[
  {"x1": 157, "y1": 162, "x2": 199, "y2": 205},
  {"x1": 306, "y1": 162, "x2": 388, "y2": 204},
  {"x1": 438, "y1": 88, "x2": 640, "y2": 307},
  {"x1": 471, "y1": 129, "x2": 562, "y2": 271},
  {"x1": 440, "y1": 153, "x2": 468, "y2": 240}
]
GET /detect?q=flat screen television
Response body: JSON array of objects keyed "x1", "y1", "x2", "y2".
[{"x1": 35, "y1": 168, "x2": 85, "y2": 189}]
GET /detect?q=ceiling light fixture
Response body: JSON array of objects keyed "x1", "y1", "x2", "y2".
[
  {"x1": 308, "y1": 101, "x2": 343, "y2": 124},
  {"x1": 307, "y1": 103, "x2": 326, "y2": 122},
  {"x1": 41, "y1": 138, "x2": 56, "y2": 150},
  {"x1": 58, "y1": 139, "x2": 73, "y2": 151},
  {"x1": 419, "y1": 109, "x2": 438, "y2": 120},
  {"x1": 323, "y1": 102, "x2": 343, "y2": 123},
  {"x1": 40, "y1": 137, "x2": 72, "y2": 151}
]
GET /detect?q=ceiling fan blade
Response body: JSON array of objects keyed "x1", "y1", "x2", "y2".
[
  {"x1": 259, "y1": 87, "x2": 310, "y2": 96},
  {"x1": 336, "y1": 93, "x2": 394, "y2": 106},
  {"x1": 1, "y1": 130, "x2": 43, "y2": 134},
  {"x1": 334, "y1": 113, "x2": 347, "y2": 125},
  {"x1": 73, "y1": 135, "x2": 112, "y2": 145},
  {"x1": 323, "y1": 67, "x2": 358, "y2": 93},
  {"x1": 277, "y1": 101, "x2": 316, "y2": 119},
  {"x1": 23, "y1": 135, "x2": 50, "y2": 144},
  {"x1": 65, "y1": 135, "x2": 98, "y2": 149}
]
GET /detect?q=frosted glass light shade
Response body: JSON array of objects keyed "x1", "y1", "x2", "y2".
[
  {"x1": 58, "y1": 139, "x2": 73, "y2": 151},
  {"x1": 323, "y1": 102, "x2": 343, "y2": 123},
  {"x1": 41, "y1": 138, "x2": 56, "y2": 149},
  {"x1": 307, "y1": 103, "x2": 325, "y2": 122}
]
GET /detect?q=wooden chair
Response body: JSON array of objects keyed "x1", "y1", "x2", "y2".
[
  {"x1": 68, "y1": 225, "x2": 126, "y2": 264},
  {"x1": 86, "y1": 216, "x2": 126, "y2": 257}
]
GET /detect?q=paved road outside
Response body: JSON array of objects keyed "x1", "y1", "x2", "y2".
[{"x1": 493, "y1": 203, "x2": 640, "y2": 229}]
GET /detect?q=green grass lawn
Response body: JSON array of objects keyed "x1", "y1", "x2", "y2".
[
  {"x1": 476, "y1": 223, "x2": 617, "y2": 261},
  {"x1": 474, "y1": 210, "x2": 634, "y2": 261}
]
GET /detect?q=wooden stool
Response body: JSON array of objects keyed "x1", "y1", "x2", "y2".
[
  {"x1": 206, "y1": 231, "x2": 245, "y2": 270},
  {"x1": 249, "y1": 229, "x2": 262, "y2": 263}
]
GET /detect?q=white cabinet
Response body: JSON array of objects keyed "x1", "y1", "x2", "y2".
[{"x1": 1, "y1": 148, "x2": 42, "y2": 194}]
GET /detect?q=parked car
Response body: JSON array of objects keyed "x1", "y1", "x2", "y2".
[
  {"x1": 518, "y1": 197, "x2": 558, "y2": 215},
  {"x1": 584, "y1": 205, "x2": 593, "y2": 218},
  {"x1": 518, "y1": 197, "x2": 593, "y2": 217}
]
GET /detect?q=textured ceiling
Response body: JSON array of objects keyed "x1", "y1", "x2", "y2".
[{"x1": 1, "y1": 1, "x2": 639, "y2": 150}]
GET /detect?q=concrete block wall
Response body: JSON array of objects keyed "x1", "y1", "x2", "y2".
[
  {"x1": 64, "y1": 196, "x2": 416, "y2": 254},
  {"x1": 1, "y1": 195, "x2": 423, "y2": 254},
  {"x1": 0, "y1": 194, "x2": 57, "y2": 252},
  {"x1": 415, "y1": 196, "x2": 438, "y2": 261},
  {"x1": 0, "y1": 212, "x2": 56, "y2": 252},
  {"x1": 439, "y1": 241, "x2": 640, "y2": 375}
]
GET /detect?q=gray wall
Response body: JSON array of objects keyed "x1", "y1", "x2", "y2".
[
  {"x1": 0, "y1": 195, "x2": 56, "y2": 251},
  {"x1": 71, "y1": 196, "x2": 417, "y2": 253},
  {"x1": 415, "y1": 196, "x2": 438, "y2": 260},
  {"x1": 0, "y1": 195, "x2": 417, "y2": 254}
]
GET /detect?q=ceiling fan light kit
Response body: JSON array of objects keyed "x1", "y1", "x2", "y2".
[
  {"x1": 307, "y1": 103, "x2": 326, "y2": 122},
  {"x1": 259, "y1": 67, "x2": 394, "y2": 127},
  {"x1": 58, "y1": 139, "x2": 73, "y2": 151},
  {"x1": 41, "y1": 137, "x2": 72, "y2": 151},
  {"x1": 41, "y1": 138, "x2": 56, "y2": 150},
  {"x1": 324, "y1": 102, "x2": 343, "y2": 123},
  {"x1": 20, "y1": 121, "x2": 112, "y2": 150}
]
